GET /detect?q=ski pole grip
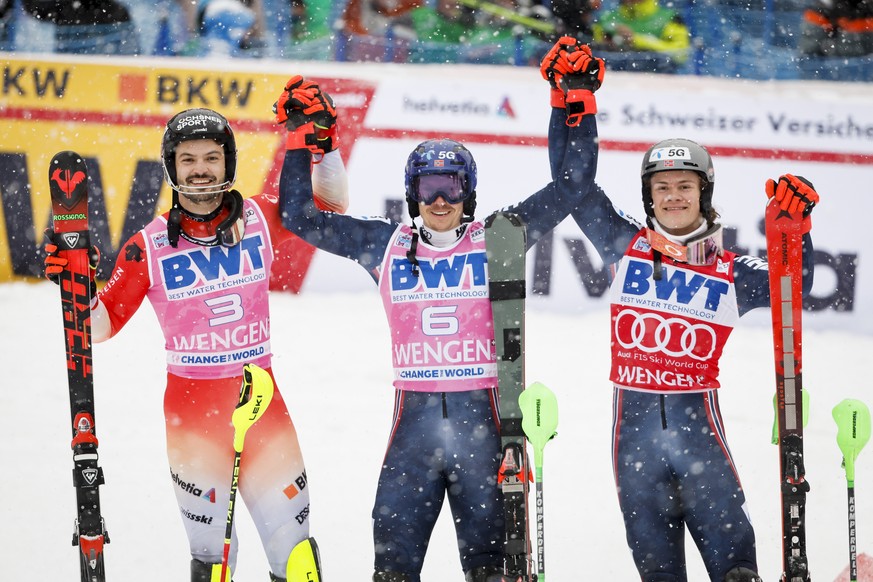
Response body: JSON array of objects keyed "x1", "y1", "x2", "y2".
[
  {"x1": 231, "y1": 364, "x2": 275, "y2": 452},
  {"x1": 520, "y1": 382, "x2": 559, "y2": 469},
  {"x1": 833, "y1": 399, "x2": 871, "y2": 484}
]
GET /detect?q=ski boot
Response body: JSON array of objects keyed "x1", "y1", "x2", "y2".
[
  {"x1": 724, "y1": 566, "x2": 763, "y2": 582},
  {"x1": 465, "y1": 565, "x2": 511, "y2": 582},
  {"x1": 373, "y1": 571, "x2": 412, "y2": 581},
  {"x1": 191, "y1": 558, "x2": 231, "y2": 582},
  {"x1": 286, "y1": 537, "x2": 322, "y2": 582}
]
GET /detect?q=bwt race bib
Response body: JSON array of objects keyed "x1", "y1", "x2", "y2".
[{"x1": 609, "y1": 232, "x2": 739, "y2": 393}]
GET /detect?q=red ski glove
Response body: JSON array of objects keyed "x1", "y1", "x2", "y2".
[
  {"x1": 765, "y1": 174, "x2": 819, "y2": 233},
  {"x1": 558, "y1": 46, "x2": 605, "y2": 127},
  {"x1": 44, "y1": 227, "x2": 100, "y2": 293},
  {"x1": 539, "y1": 36, "x2": 585, "y2": 108},
  {"x1": 273, "y1": 75, "x2": 339, "y2": 157}
]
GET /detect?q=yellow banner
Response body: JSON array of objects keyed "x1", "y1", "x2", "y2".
[
  {"x1": 0, "y1": 56, "x2": 292, "y2": 282},
  {"x1": 1, "y1": 56, "x2": 283, "y2": 117}
]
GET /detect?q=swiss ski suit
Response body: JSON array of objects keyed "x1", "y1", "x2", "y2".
[
  {"x1": 280, "y1": 109, "x2": 598, "y2": 580},
  {"x1": 88, "y1": 153, "x2": 347, "y2": 577},
  {"x1": 564, "y1": 159, "x2": 815, "y2": 580}
]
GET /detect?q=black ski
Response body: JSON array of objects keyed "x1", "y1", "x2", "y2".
[
  {"x1": 49, "y1": 151, "x2": 109, "y2": 582},
  {"x1": 485, "y1": 211, "x2": 533, "y2": 581}
]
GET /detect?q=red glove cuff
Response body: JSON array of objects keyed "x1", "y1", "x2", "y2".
[
  {"x1": 285, "y1": 122, "x2": 314, "y2": 150},
  {"x1": 285, "y1": 121, "x2": 339, "y2": 155},
  {"x1": 801, "y1": 215, "x2": 812, "y2": 234},
  {"x1": 550, "y1": 88, "x2": 565, "y2": 108},
  {"x1": 565, "y1": 90, "x2": 597, "y2": 126}
]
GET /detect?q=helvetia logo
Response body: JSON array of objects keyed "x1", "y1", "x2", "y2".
[
  {"x1": 171, "y1": 469, "x2": 216, "y2": 503},
  {"x1": 497, "y1": 97, "x2": 516, "y2": 119}
]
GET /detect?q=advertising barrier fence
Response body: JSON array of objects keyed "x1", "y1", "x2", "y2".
[{"x1": 1, "y1": 55, "x2": 871, "y2": 332}]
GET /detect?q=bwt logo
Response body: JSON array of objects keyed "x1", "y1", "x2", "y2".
[
  {"x1": 622, "y1": 259, "x2": 729, "y2": 311},
  {"x1": 391, "y1": 251, "x2": 488, "y2": 291},
  {"x1": 161, "y1": 235, "x2": 266, "y2": 290}
]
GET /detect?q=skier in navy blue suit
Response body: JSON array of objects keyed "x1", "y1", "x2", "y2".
[
  {"x1": 273, "y1": 41, "x2": 604, "y2": 582},
  {"x1": 559, "y1": 130, "x2": 821, "y2": 579}
]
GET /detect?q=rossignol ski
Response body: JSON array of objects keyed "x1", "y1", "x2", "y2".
[
  {"x1": 485, "y1": 211, "x2": 533, "y2": 581},
  {"x1": 49, "y1": 151, "x2": 109, "y2": 582},
  {"x1": 765, "y1": 194, "x2": 811, "y2": 582}
]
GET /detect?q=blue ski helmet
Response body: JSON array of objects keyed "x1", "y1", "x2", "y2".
[{"x1": 404, "y1": 139, "x2": 477, "y2": 219}]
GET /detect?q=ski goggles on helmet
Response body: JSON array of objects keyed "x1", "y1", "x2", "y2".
[
  {"x1": 645, "y1": 223, "x2": 724, "y2": 266},
  {"x1": 410, "y1": 173, "x2": 468, "y2": 205}
]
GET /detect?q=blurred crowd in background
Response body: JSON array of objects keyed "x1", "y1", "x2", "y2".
[{"x1": 0, "y1": 0, "x2": 871, "y2": 81}]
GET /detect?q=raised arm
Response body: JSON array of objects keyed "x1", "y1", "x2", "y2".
[
  {"x1": 500, "y1": 39, "x2": 605, "y2": 249},
  {"x1": 538, "y1": 38, "x2": 639, "y2": 264},
  {"x1": 273, "y1": 76, "x2": 396, "y2": 275}
]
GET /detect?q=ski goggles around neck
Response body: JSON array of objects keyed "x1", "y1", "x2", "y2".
[
  {"x1": 411, "y1": 173, "x2": 468, "y2": 205},
  {"x1": 645, "y1": 223, "x2": 724, "y2": 266}
]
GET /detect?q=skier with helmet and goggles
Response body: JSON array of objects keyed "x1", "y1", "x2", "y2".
[
  {"x1": 44, "y1": 107, "x2": 349, "y2": 582},
  {"x1": 275, "y1": 40, "x2": 605, "y2": 582},
  {"x1": 562, "y1": 131, "x2": 821, "y2": 577}
]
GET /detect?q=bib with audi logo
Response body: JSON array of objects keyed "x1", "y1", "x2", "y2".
[{"x1": 609, "y1": 230, "x2": 739, "y2": 393}]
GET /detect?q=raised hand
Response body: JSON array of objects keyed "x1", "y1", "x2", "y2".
[
  {"x1": 559, "y1": 45, "x2": 606, "y2": 127},
  {"x1": 540, "y1": 36, "x2": 592, "y2": 108},
  {"x1": 765, "y1": 174, "x2": 819, "y2": 232},
  {"x1": 273, "y1": 75, "x2": 339, "y2": 156},
  {"x1": 765, "y1": 174, "x2": 819, "y2": 215}
]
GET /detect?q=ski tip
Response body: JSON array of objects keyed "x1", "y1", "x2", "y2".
[
  {"x1": 484, "y1": 211, "x2": 525, "y2": 229},
  {"x1": 51, "y1": 150, "x2": 84, "y2": 162},
  {"x1": 48, "y1": 151, "x2": 89, "y2": 211}
]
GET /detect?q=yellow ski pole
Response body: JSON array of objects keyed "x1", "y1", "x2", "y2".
[{"x1": 219, "y1": 364, "x2": 275, "y2": 582}]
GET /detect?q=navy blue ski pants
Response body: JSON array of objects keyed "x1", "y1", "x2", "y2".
[
  {"x1": 372, "y1": 389, "x2": 505, "y2": 579},
  {"x1": 612, "y1": 388, "x2": 758, "y2": 581}
]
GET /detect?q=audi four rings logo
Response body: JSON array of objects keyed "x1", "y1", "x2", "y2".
[{"x1": 615, "y1": 309, "x2": 716, "y2": 360}]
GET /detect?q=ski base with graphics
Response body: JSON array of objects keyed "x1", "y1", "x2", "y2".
[
  {"x1": 49, "y1": 151, "x2": 109, "y2": 582},
  {"x1": 485, "y1": 211, "x2": 534, "y2": 581},
  {"x1": 765, "y1": 194, "x2": 810, "y2": 582}
]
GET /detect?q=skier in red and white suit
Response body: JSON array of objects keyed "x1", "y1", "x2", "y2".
[{"x1": 45, "y1": 108, "x2": 347, "y2": 582}]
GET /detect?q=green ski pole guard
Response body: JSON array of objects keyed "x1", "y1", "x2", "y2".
[
  {"x1": 771, "y1": 387, "x2": 810, "y2": 445},
  {"x1": 833, "y1": 399, "x2": 871, "y2": 485},
  {"x1": 519, "y1": 381, "x2": 558, "y2": 476}
]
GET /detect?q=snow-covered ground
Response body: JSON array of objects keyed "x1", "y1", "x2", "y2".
[{"x1": 3, "y1": 281, "x2": 871, "y2": 581}]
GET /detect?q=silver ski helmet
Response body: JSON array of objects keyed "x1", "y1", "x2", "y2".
[
  {"x1": 161, "y1": 108, "x2": 237, "y2": 192},
  {"x1": 404, "y1": 138, "x2": 477, "y2": 219},
  {"x1": 641, "y1": 138, "x2": 715, "y2": 222}
]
